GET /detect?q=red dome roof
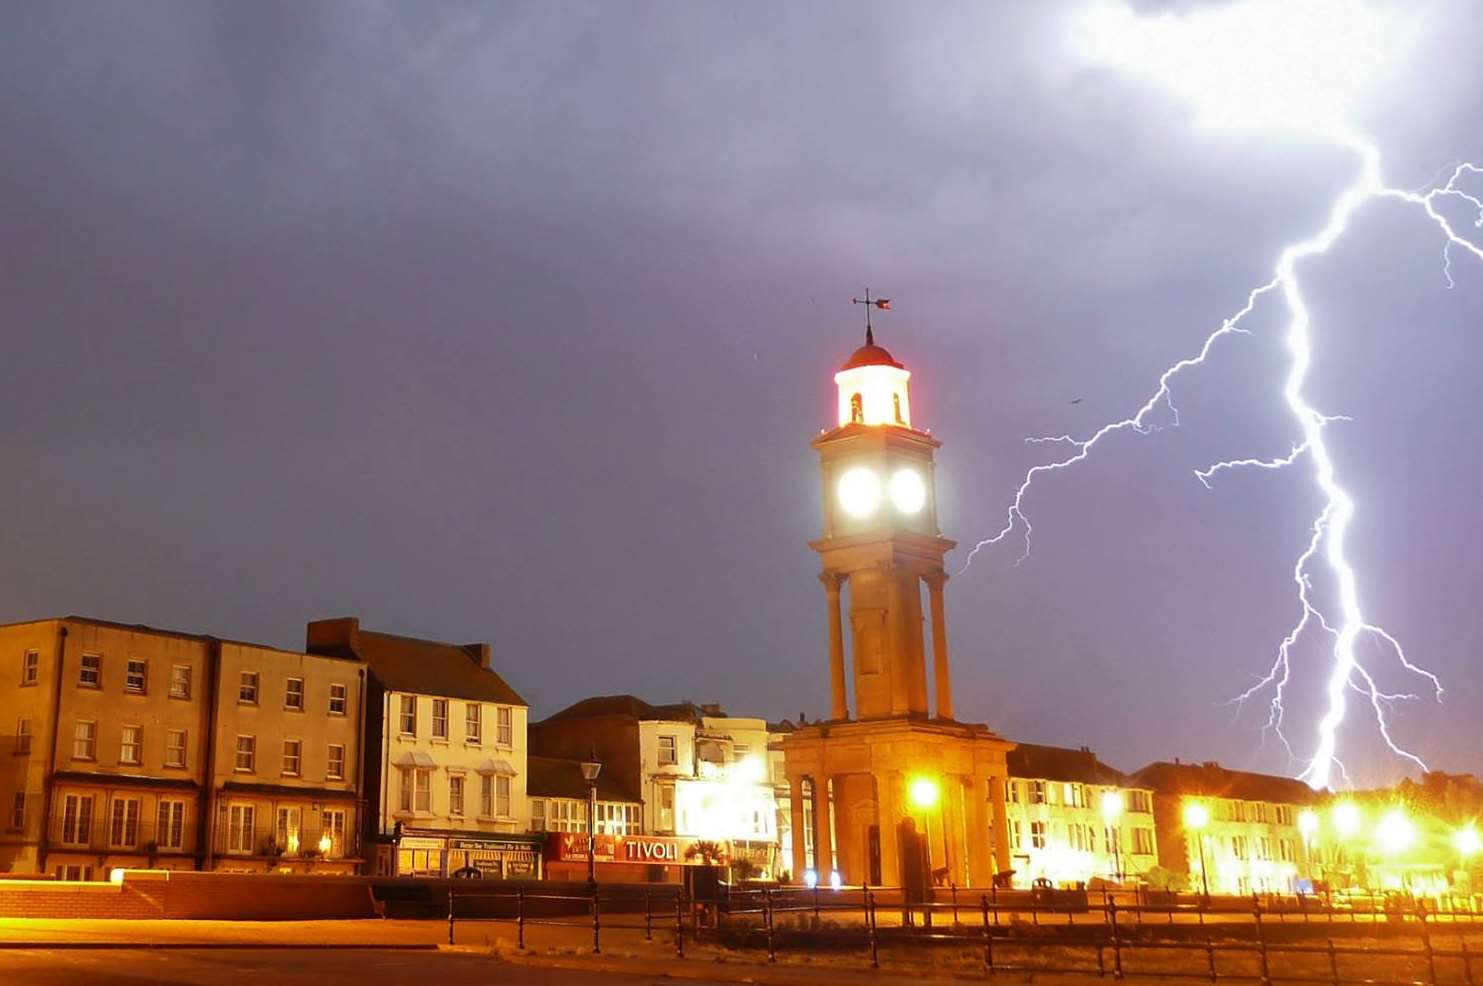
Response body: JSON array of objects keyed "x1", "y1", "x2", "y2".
[{"x1": 839, "y1": 343, "x2": 904, "y2": 371}]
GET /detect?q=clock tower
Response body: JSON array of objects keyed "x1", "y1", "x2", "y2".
[{"x1": 783, "y1": 317, "x2": 1014, "y2": 890}]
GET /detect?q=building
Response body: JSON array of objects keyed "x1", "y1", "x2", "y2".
[
  {"x1": 1132, "y1": 760, "x2": 1321, "y2": 895},
  {"x1": 529, "y1": 696, "x2": 783, "y2": 881},
  {"x1": 305, "y1": 618, "x2": 539, "y2": 879},
  {"x1": 0, "y1": 617, "x2": 366, "y2": 879},
  {"x1": 205, "y1": 640, "x2": 366, "y2": 873},
  {"x1": 1001, "y1": 743, "x2": 1157, "y2": 888},
  {"x1": 527, "y1": 754, "x2": 647, "y2": 882},
  {"x1": 782, "y1": 322, "x2": 1014, "y2": 889}
]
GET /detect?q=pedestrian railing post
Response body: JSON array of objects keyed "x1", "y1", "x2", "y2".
[
  {"x1": 447, "y1": 885, "x2": 455, "y2": 946},
  {"x1": 867, "y1": 889, "x2": 879, "y2": 969},
  {"x1": 1254, "y1": 896, "x2": 1271, "y2": 986},
  {"x1": 813, "y1": 882, "x2": 821, "y2": 928},
  {"x1": 952, "y1": 882, "x2": 960, "y2": 929},
  {"x1": 1206, "y1": 934, "x2": 1217, "y2": 983},
  {"x1": 764, "y1": 887, "x2": 776, "y2": 963},
  {"x1": 1462, "y1": 938, "x2": 1475, "y2": 986},
  {"x1": 644, "y1": 887, "x2": 652, "y2": 942},
  {"x1": 517, "y1": 884, "x2": 526, "y2": 950},
  {"x1": 1110, "y1": 897, "x2": 1124, "y2": 980},
  {"x1": 1327, "y1": 937, "x2": 1340, "y2": 986},
  {"x1": 1420, "y1": 900, "x2": 1437, "y2": 986},
  {"x1": 675, "y1": 890, "x2": 685, "y2": 958},
  {"x1": 591, "y1": 881, "x2": 601, "y2": 955},
  {"x1": 992, "y1": 883, "x2": 1001, "y2": 927}
]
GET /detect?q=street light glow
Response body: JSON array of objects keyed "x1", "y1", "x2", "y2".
[
  {"x1": 1298, "y1": 808, "x2": 1319, "y2": 839},
  {"x1": 1333, "y1": 801, "x2": 1362, "y2": 839},
  {"x1": 1100, "y1": 790, "x2": 1124, "y2": 824},
  {"x1": 908, "y1": 776, "x2": 940, "y2": 809},
  {"x1": 1183, "y1": 801, "x2": 1209, "y2": 830},
  {"x1": 1376, "y1": 809, "x2": 1415, "y2": 855},
  {"x1": 1455, "y1": 824, "x2": 1482, "y2": 858}
]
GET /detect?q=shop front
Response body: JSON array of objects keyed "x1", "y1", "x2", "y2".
[
  {"x1": 391, "y1": 827, "x2": 543, "y2": 879},
  {"x1": 544, "y1": 832, "x2": 728, "y2": 884}
]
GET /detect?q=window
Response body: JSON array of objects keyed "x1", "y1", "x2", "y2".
[
  {"x1": 497, "y1": 706, "x2": 512, "y2": 746},
  {"x1": 125, "y1": 658, "x2": 147, "y2": 694},
  {"x1": 276, "y1": 806, "x2": 301, "y2": 854},
  {"x1": 1278, "y1": 838, "x2": 1295, "y2": 862},
  {"x1": 1275, "y1": 804, "x2": 1294, "y2": 826},
  {"x1": 415, "y1": 769, "x2": 431, "y2": 812},
  {"x1": 1133, "y1": 828, "x2": 1155, "y2": 855},
  {"x1": 227, "y1": 804, "x2": 255, "y2": 854},
  {"x1": 893, "y1": 392, "x2": 904, "y2": 424},
  {"x1": 9, "y1": 792, "x2": 24, "y2": 831},
  {"x1": 733, "y1": 743, "x2": 750, "y2": 761},
  {"x1": 1031, "y1": 780, "x2": 1047, "y2": 804},
  {"x1": 1105, "y1": 825, "x2": 1122, "y2": 855},
  {"x1": 61, "y1": 793, "x2": 94, "y2": 846},
  {"x1": 1129, "y1": 790, "x2": 1152, "y2": 813},
  {"x1": 1030, "y1": 820, "x2": 1047, "y2": 849},
  {"x1": 398, "y1": 695, "x2": 417, "y2": 736},
  {"x1": 546, "y1": 799, "x2": 584, "y2": 833},
  {"x1": 328, "y1": 682, "x2": 347, "y2": 715},
  {"x1": 496, "y1": 775, "x2": 511, "y2": 817},
  {"x1": 659, "y1": 784, "x2": 675, "y2": 831},
  {"x1": 169, "y1": 665, "x2": 192, "y2": 699},
  {"x1": 398, "y1": 767, "x2": 414, "y2": 813},
  {"x1": 235, "y1": 735, "x2": 256, "y2": 772},
  {"x1": 322, "y1": 808, "x2": 346, "y2": 858},
  {"x1": 449, "y1": 775, "x2": 465, "y2": 816},
  {"x1": 282, "y1": 739, "x2": 302, "y2": 776},
  {"x1": 73, "y1": 720, "x2": 97, "y2": 760},
  {"x1": 157, "y1": 800, "x2": 186, "y2": 850},
  {"x1": 1006, "y1": 779, "x2": 1020, "y2": 804},
  {"x1": 850, "y1": 392, "x2": 863, "y2": 423},
  {"x1": 1231, "y1": 835, "x2": 1250, "y2": 859},
  {"x1": 326, "y1": 743, "x2": 345, "y2": 781},
  {"x1": 1258, "y1": 837, "x2": 1273, "y2": 861},
  {"x1": 284, "y1": 677, "x2": 304, "y2": 711},
  {"x1": 109, "y1": 797, "x2": 141, "y2": 848},
  {"x1": 56, "y1": 864, "x2": 93, "y2": 881},
  {"x1": 239, "y1": 671, "x2": 259, "y2": 704},
  {"x1": 15, "y1": 717, "x2": 31, "y2": 756},
  {"x1": 658, "y1": 735, "x2": 677, "y2": 766},
  {"x1": 119, "y1": 725, "x2": 143, "y2": 765},
  {"x1": 165, "y1": 729, "x2": 187, "y2": 768},
  {"x1": 480, "y1": 775, "x2": 494, "y2": 816},
  {"x1": 79, "y1": 653, "x2": 101, "y2": 688},
  {"x1": 1009, "y1": 819, "x2": 1023, "y2": 850},
  {"x1": 531, "y1": 798, "x2": 546, "y2": 831},
  {"x1": 465, "y1": 704, "x2": 481, "y2": 744},
  {"x1": 21, "y1": 650, "x2": 39, "y2": 685},
  {"x1": 432, "y1": 698, "x2": 448, "y2": 739}
]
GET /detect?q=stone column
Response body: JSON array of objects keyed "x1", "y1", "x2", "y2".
[
  {"x1": 925, "y1": 572, "x2": 954, "y2": 720},
  {"x1": 989, "y1": 774, "x2": 1011, "y2": 877},
  {"x1": 821, "y1": 573, "x2": 848, "y2": 720},
  {"x1": 967, "y1": 773, "x2": 994, "y2": 888},
  {"x1": 788, "y1": 775, "x2": 808, "y2": 885},
  {"x1": 876, "y1": 770, "x2": 902, "y2": 886},
  {"x1": 814, "y1": 776, "x2": 834, "y2": 878}
]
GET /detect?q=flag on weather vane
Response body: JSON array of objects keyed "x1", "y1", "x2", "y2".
[{"x1": 851, "y1": 290, "x2": 891, "y2": 345}]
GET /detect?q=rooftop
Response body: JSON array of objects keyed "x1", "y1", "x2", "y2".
[{"x1": 306, "y1": 617, "x2": 526, "y2": 707}]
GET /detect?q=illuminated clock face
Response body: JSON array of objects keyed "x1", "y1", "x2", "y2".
[
  {"x1": 836, "y1": 467, "x2": 882, "y2": 519},
  {"x1": 889, "y1": 467, "x2": 927, "y2": 515}
]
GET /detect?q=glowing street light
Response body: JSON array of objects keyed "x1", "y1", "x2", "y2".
[
  {"x1": 1332, "y1": 802, "x2": 1362, "y2": 840},
  {"x1": 1184, "y1": 801, "x2": 1211, "y2": 901},
  {"x1": 1455, "y1": 824, "x2": 1482, "y2": 859},
  {"x1": 1376, "y1": 809, "x2": 1415, "y2": 855},
  {"x1": 909, "y1": 777, "x2": 941, "y2": 809},
  {"x1": 1298, "y1": 809, "x2": 1319, "y2": 840},
  {"x1": 1101, "y1": 791, "x2": 1125, "y2": 882}
]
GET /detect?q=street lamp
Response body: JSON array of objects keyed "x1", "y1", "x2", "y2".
[
  {"x1": 580, "y1": 750, "x2": 602, "y2": 889},
  {"x1": 1376, "y1": 809, "x2": 1415, "y2": 855},
  {"x1": 1183, "y1": 801, "x2": 1211, "y2": 901},
  {"x1": 909, "y1": 777, "x2": 943, "y2": 887},
  {"x1": 1298, "y1": 808, "x2": 1320, "y2": 884},
  {"x1": 1332, "y1": 801, "x2": 1362, "y2": 840},
  {"x1": 1101, "y1": 790, "x2": 1125, "y2": 883}
]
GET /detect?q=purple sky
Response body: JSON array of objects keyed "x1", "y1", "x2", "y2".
[{"x1": 3, "y1": 2, "x2": 1481, "y2": 787}]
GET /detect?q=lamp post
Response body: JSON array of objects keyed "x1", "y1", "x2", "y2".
[
  {"x1": 1297, "y1": 808, "x2": 1320, "y2": 886},
  {"x1": 580, "y1": 751, "x2": 602, "y2": 890},
  {"x1": 1184, "y1": 801, "x2": 1211, "y2": 902},
  {"x1": 909, "y1": 776, "x2": 942, "y2": 880},
  {"x1": 1100, "y1": 790, "x2": 1125, "y2": 884}
]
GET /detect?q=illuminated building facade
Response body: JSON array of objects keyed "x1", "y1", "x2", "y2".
[
  {"x1": 0, "y1": 617, "x2": 366, "y2": 878},
  {"x1": 1002, "y1": 743, "x2": 1157, "y2": 888},
  {"x1": 783, "y1": 327, "x2": 1014, "y2": 889},
  {"x1": 1133, "y1": 760, "x2": 1320, "y2": 895},
  {"x1": 306, "y1": 618, "x2": 540, "y2": 879}
]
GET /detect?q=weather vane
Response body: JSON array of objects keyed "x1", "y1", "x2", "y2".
[{"x1": 851, "y1": 289, "x2": 891, "y2": 346}]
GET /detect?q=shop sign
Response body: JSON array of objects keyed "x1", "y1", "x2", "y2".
[
  {"x1": 398, "y1": 836, "x2": 445, "y2": 850},
  {"x1": 450, "y1": 838, "x2": 541, "y2": 854},
  {"x1": 549, "y1": 833, "x2": 721, "y2": 866}
]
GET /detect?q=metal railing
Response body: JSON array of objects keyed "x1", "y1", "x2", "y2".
[
  {"x1": 49, "y1": 819, "x2": 195, "y2": 855},
  {"x1": 212, "y1": 824, "x2": 357, "y2": 860},
  {"x1": 445, "y1": 881, "x2": 1483, "y2": 984}
]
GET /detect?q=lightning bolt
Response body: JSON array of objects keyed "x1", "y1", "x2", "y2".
[{"x1": 963, "y1": 134, "x2": 1483, "y2": 790}]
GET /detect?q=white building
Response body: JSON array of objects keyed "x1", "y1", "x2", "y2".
[{"x1": 306, "y1": 618, "x2": 539, "y2": 879}]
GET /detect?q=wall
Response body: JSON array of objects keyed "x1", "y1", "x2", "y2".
[{"x1": 0, "y1": 870, "x2": 376, "y2": 919}]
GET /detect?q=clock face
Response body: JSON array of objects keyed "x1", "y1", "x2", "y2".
[
  {"x1": 889, "y1": 467, "x2": 927, "y2": 515},
  {"x1": 836, "y1": 466, "x2": 882, "y2": 519}
]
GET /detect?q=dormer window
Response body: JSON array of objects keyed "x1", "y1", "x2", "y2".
[
  {"x1": 892, "y1": 393, "x2": 904, "y2": 424},
  {"x1": 850, "y1": 393, "x2": 864, "y2": 424}
]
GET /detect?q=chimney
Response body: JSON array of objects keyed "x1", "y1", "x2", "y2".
[
  {"x1": 465, "y1": 643, "x2": 492, "y2": 669},
  {"x1": 306, "y1": 617, "x2": 360, "y2": 655},
  {"x1": 700, "y1": 702, "x2": 722, "y2": 717}
]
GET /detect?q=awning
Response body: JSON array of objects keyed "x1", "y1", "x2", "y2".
[
  {"x1": 476, "y1": 758, "x2": 517, "y2": 776},
  {"x1": 391, "y1": 750, "x2": 439, "y2": 769}
]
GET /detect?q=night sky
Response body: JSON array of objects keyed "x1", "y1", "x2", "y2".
[{"x1": 3, "y1": 2, "x2": 1481, "y2": 788}]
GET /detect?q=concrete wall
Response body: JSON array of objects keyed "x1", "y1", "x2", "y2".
[{"x1": 0, "y1": 871, "x2": 377, "y2": 919}]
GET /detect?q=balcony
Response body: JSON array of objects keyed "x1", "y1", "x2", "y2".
[
  {"x1": 212, "y1": 823, "x2": 358, "y2": 861},
  {"x1": 48, "y1": 819, "x2": 196, "y2": 856}
]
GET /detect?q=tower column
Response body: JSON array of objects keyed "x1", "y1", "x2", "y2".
[
  {"x1": 821, "y1": 573, "x2": 848, "y2": 720},
  {"x1": 813, "y1": 776, "x2": 834, "y2": 879},
  {"x1": 925, "y1": 572, "x2": 953, "y2": 720},
  {"x1": 967, "y1": 773, "x2": 994, "y2": 888},
  {"x1": 989, "y1": 773, "x2": 1011, "y2": 877},
  {"x1": 788, "y1": 775, "x2": 808, "y2": 884}
]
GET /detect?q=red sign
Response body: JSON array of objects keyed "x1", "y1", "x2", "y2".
[{"x1": 547, "y1": 832, "x2": 720, "y2": 866}]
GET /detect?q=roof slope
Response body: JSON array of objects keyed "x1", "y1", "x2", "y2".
[
  {"x1": 306, "y1": 618, "x2": 526, "y2": 706},
  {"x1": 1131, "y1": 760, "x2": 1320, "y2": 805},
  {"x1": 527, "y1": 755, "x2": 641, "y2": 803},
  {"x1": 1007, "y1": 743, "x2": 1130, "y2": 786},
  {"x1": 540, "y1": 694, "x2": 705, "y2": 724}
]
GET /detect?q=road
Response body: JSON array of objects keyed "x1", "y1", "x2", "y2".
[{"x1": 0, "y1": 948, "x2": 730, "y2": 986}]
